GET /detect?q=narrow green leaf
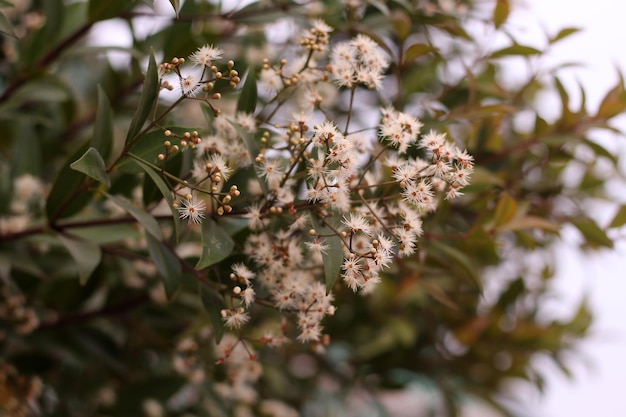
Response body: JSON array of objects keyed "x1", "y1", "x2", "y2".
[
  {"x1": 609, "y1": 205, "x2": 626, "y2": 229},
  {"x1": 430, "y1": 241, "x2": 482, "y2": 291},
  {"x1": 132, "y1": 156, "x2": 180, "y2": 239},
  {"x1": 572, "y1": 217, "x2": 613, "y2": 248},
  {"x1": 103, "y1": 192, "x2": 162, "y2": 240},
  {"x1": 492, "y1": 192, "x2": 517, "y2": 228},
  {"x1": 46, "y1": 141, "x2": 94, "y2": 222},
  {"x1": 596, "y1": 73, "x2": 626, "y2": 119},
  {"x1": 229, "y1": 120, "x2": 268, "y2": 195},
  {"x1": 199, "y1": 283, "x2": 226, "y2": 343},
  {"x1": 125, "y1": 50, "x2": 159, "y2": 145},
  {"x1": 390, "y1": 9, "x2": 411, "y2": 41},
  {"x1": 146, "y1": 234, "x2": 181, "y2": 299},
  {"x1": 0, "y1": 11, "x2": 17, "y2": 38},
  {"x1": 196, "y1": 218, "x2": 235, "y2": 269},
  {"x1": 88, "y1": 0, "x2": 128, "y2": 22},
  {"x1": 498, "y1": 216, "x2": 560, "y2": 234},
  {"x1": 404, "y1": 43, "x2": 435, "y2": 63},
  {"x1": 168, "y1": 0, "x2": 180, "y2": 17},
  {"x1": 70, "y1": 147, "x2": 110, "y2": 187},
  {"x1": 43, "y1": 0, "x2": 64, "y2": 40},
  {"x1": 311, "y1": 214, "x2": 344, "y2": 293},
  {"x1": 58, "y1": 234, "x2": 102, "y2": 285},
  {"x1": 493, "y1": 0, "x2": 509, "y2": 29},
  {"x1": 117, "y1": 128, "x2": 182, "y2": 174},
  {"x1": 236, "y1": 68, "x2": 258, "y2": 114},
  {"x1": 549, "y1": 27, "x2": 581, "y2": 44},
  {"x1": 93, "y1": 85, "x2": 113, "y2": 160},
  {"x1": 490, "y1": 45, "x2": 542, "y2": 59}
]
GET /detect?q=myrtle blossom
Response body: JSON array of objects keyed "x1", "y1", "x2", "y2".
[
  {"x1": 177, "y1": 196, "x2": 206, "y2": 224},
  {"x1": 189, "y1": 44, "x2": 224, "y2": 67},
  {"x1": 330, "y1": 34, "x2": 389, "y2": 89}
]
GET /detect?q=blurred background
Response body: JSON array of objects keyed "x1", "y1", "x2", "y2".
[{"x1": 515, "y1": 1, "x2": 626, "y2": 416}]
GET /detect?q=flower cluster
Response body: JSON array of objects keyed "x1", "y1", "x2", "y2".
[{"x1": 157, "y1": 28, "x2": 474, "y2": 349}]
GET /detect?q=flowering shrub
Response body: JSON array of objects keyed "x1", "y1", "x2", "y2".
[{"x1": 0, "y1": 1, "x2": 624, "y2": 416}]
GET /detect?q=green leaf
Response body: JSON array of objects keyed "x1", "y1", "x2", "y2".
[
  {"x1": 58, "y1": 234, "x2": 102, "y2": 284},
  {"x1": 196, "y1": 218, "x2": 235, "y2": 269},
  {"x1": 404, "y1": 43, "x2": 435, "y2": 64},
  {"x1": 498, "y1": 216, "x2": 560, "y2": 234},
  {"x1": 429, "y1": 241, "x2": 482, "y2": 291},
  {"x1": 103, "y1": 192, "x2": 162, "y2": 240},
  {"x1": 168, "y1": 0, "x2": 180, "y2": 17},
  {"x1": 70, "y1": 147, "x2": 110, "y2": 187},
  {"x1": 236, "y1": 68, "x2": 258, "y2": 114},
  {"x1": 0, "y1": 10, "x2": 17, "y2": 38},
  {"x1": 46, "y1": 141, "x2": 94, "y2": 222},
  {"x1": 492, "y1": 192, "x2": 517, "y2": 228},
  {"x1": 132, "y1": 156, "x2": 180, "y2": 240},
  {"x1": 199, "y1": 283, "x2": 226, "y2": 343},
  {"x1": 88, "y1": 0, "x2": 128, "y2": 22},
  {"x1": 125, "y1": 50, "x2": 159, "y2": 146},
  {"x1": 146, "y1": 234, "x2": 181, "y2": 300},
  {"x1": 549, "y1": 27, "x2": 581, "y2": 44},
  {"x1": 493, "y1": 0, "x2": 509, "y2": 29},
  {"x1": 609, "y1": 205, "x2": 626, "y2": 229},
  {"x1": 117, "y1": 128, "x2": 182, "y2": 174},
  {"x1": 490, "y1": 45, "x2": 542, "y2": 59},
  {"x1": 390, "y1": 9, "x2": 411, "y2": 41},
  {"x1": 229, "y1": 120, "x2": 268, "y2": 195},
  {"x1": 595, "y1": 73, "x2": 626, "y2": 119},
  {"x1": 311, "y1": 214, "x2": 344, "y2": 293},
  {"x1": 93, "y1": 85, "x2": 113, "y2": 160},
  {"x1": 571, "y1": 217, "x2": 613, "y2": 248},
  {"x1": 43, "y1": 0, "x2": 64, "y2": 40}
]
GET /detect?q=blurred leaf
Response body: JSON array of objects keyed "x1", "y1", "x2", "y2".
[
  {"x1": 429, "y1": 241, "x2": 482, "y2": 290},
  {"x1": 70, "y1": 147, "x2": 110, "y2": 187},
  {"x1": 230, "y1": 120, "x2": 268, "y2": 195},
  {"x1": 404, "y1": 43, "x2": 435, "y2": 63},
  {"x1": 132, "y1": 156, "x2": 180, "y2": 239},
  {"x1": 609, "y1": 205, "x2": 626, "y2": 228},
  {"x1": 549, "y1": 27, "x2": 581, "y2": 44},
  {"x1": 146, "y1": 234, "x2": 181, "y2": 299},
  {"x1": 58, "y1": 234, "x2": 102, "y2": 284},
  {"x1": 93, "y1": 85, "x2": 113, "y2": 160},
  {"x1": 117, "y1": 128, "x2": 182, "y2": 174},
  {"x1": 498, "y1": 216, "x2": 560, "y2": 234},
  {"x1": 493, "y1": 0, "x2": 509, "y2": 29},
  {"x1": 125, "y1": 50, "x2": 159, "y2": 145},
  {"x1": 168, "y1": 0, "x2": 180, "y2": 17},
  {"x1": 391, "y1": 9, "x2": 411, "y2": 41},
  {"x1": 595, "y1": 72, "x2": 626, "y2": 119},
  {"x1": 46, "y1": 142, "x2": 93, "y2": 222},
  {"x1": 88, "y1": 0, "x2": 129, "y2": 22},
  {"x1": 43, "y1": 0, "x2": 64, "y2": 39},
  {"x1": 310, "y1": 214, "x2": 343, "y2": 293},
  {"x1": 0, "y1": 10, "x2": 17, "y2": 38},
  {"x1": 571, "y1": 217, "x2": 613, "y2": 248},
  {"x1": 200, "y1": 282, "x2": 226, "y2": 343},
  {"x1": 196, "y1": 218, "x2": 235, "y2": 270},
  {"x1": 490, "y1": 45, "x2": 542, "y2": 59},
  {"x1": 103, "y1": 192, "x2": 162, "y2": 240},
  {"x1": 237, "y1": 67, "x2": 258, "y2": 114},
  {"x1": 492, "y1": 192, "x2": 517, "y2": 228}
]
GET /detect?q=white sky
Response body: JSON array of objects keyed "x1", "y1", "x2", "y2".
[{"x1": 510, "y1": 1, "x2": 626, "y2": 416}]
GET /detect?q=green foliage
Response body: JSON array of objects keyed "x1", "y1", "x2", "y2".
[{"x1": 0, "y1": 1, "x2": 623, "y2": 417}]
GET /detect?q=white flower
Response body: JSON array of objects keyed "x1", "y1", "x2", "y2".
[
  {"x1": 189, "y1": 44, "x2": 224, "y2": 67},
  {"x1": 342, "y1": 212, "x2": 372, "y2": 236},
  {"x1": 222, "y1": 309, "x2": 250, "y2": 329},
  {"x1": 177, "y1": 196, "x2": 206, "y2": 224},
  {"x1": 179, "y1": 74, "x2": 200, "y2": 97}
]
